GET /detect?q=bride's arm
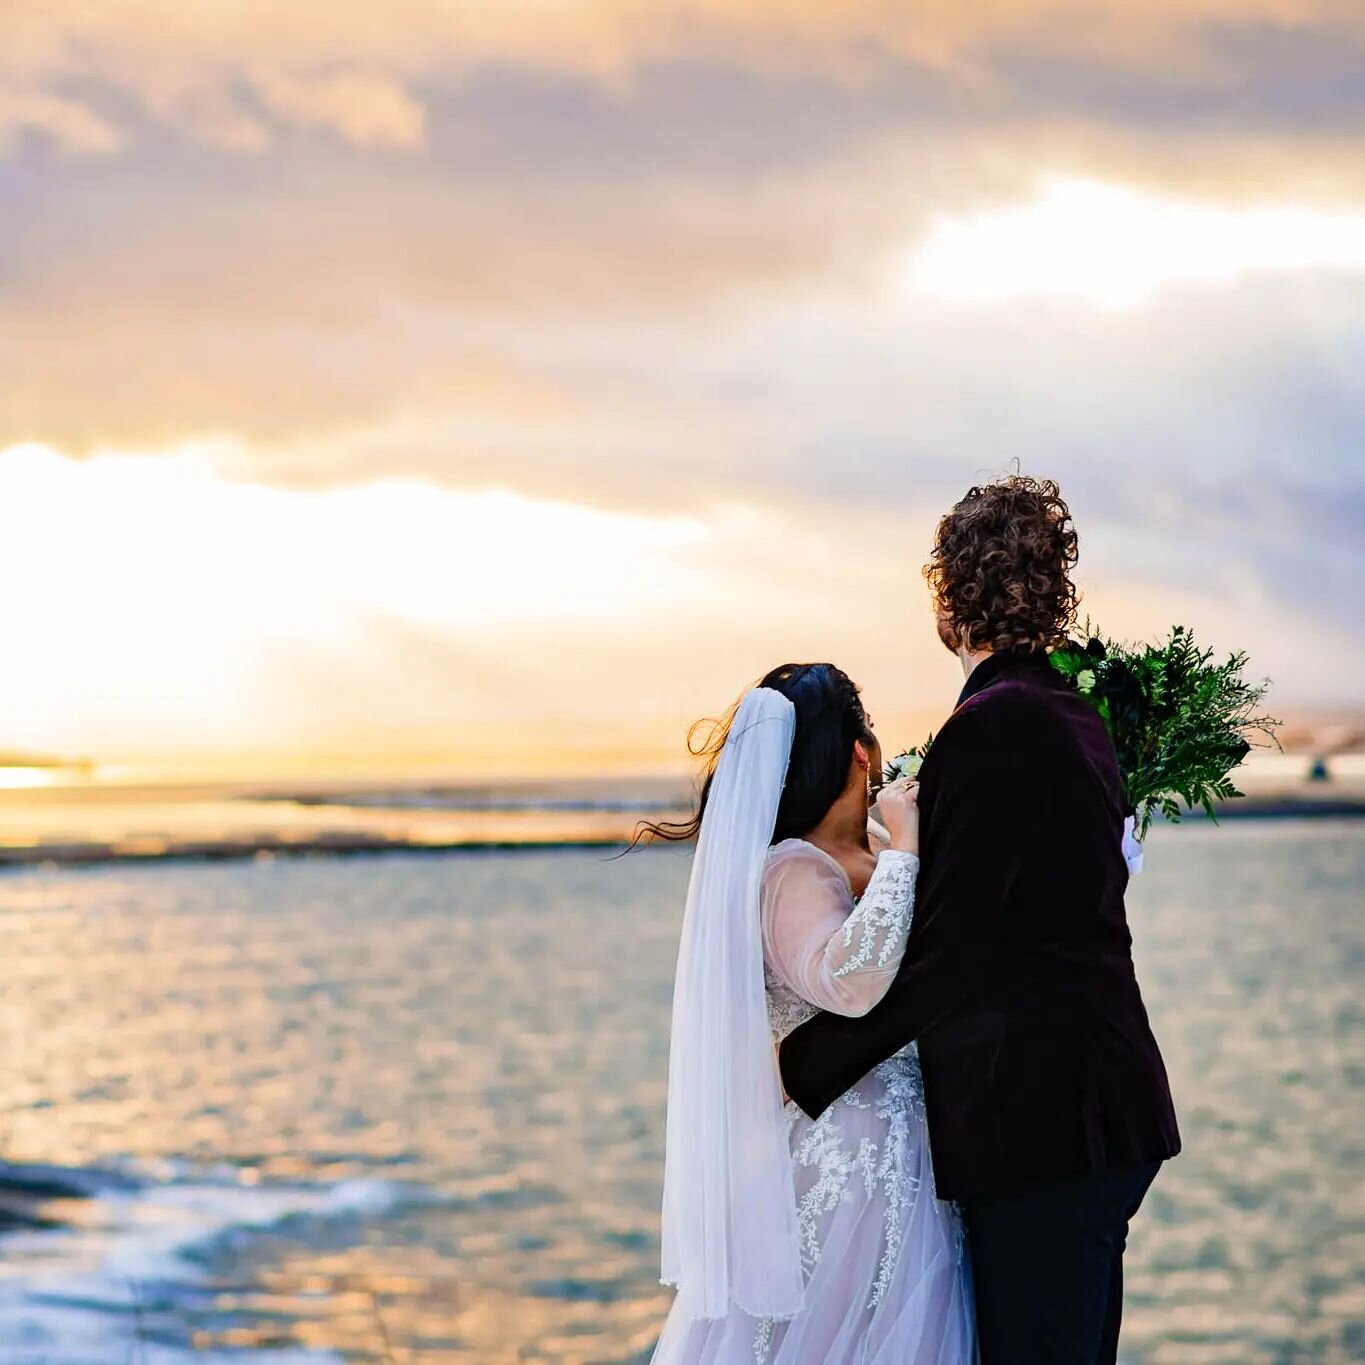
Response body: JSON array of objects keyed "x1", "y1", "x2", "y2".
[{"x1": 761, "y1": 848, "x2": 920, "y2": 1019}]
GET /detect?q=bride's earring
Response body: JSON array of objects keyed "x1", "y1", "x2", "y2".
[{"x1": 860, "y1": 756, "x2": 877, "y2": 805}]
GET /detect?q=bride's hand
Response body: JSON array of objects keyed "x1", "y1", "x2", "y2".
[{"x1": 879, "y1": 779, "x2": 920, "y2": 855}]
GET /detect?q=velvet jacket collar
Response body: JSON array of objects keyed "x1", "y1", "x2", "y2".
[{"x1": 956, "y1": 649, "x2": 1055, "y2": 709}]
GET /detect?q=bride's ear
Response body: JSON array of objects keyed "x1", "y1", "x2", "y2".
[{"x1": 852, "y1": 739, "x2": 871, "y2": 771}]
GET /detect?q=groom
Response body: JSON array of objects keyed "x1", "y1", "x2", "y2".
[{"x1": 779, "y1": 475, "x2": 1180, "y2": 1363}]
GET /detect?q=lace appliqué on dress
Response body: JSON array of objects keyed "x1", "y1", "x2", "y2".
[
  {"x1": 752, "y1": 847, "x2": 930, "y2": 1363},
  {"x1": 790, "y1": 1084, "x2": 873, "y2": 1270},
  {"x1": 829, "y1": 852, "x2": 918, "y2": 978},
  {"x1": 867, "y1": 1050, "x2": 925, "y2": 1307},
  {"x1": 811, "y1": 1050, "x2": 932, "y2": 1310},
  {"x1": 796, "y1": 1051, "x2": 929, "y2": 1307},
  {"x1": 765, "y1": 971, "x2": 817, "y2": 1040},
  {"x1": 751, "y1": 1050, "x2": 930, "y2": 1360}
]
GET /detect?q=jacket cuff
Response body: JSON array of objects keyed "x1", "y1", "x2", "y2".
[{"x1": 778, "y1": 1032, "x2": 839, "y2": 1121}]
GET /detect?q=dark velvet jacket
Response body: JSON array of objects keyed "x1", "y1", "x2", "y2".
[{"x1": 779, "y1": 651, "x2": 1180, "y2": 1202}]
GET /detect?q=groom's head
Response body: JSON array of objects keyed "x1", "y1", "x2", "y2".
[{"x1": 926, "y1": 474, "x2": 1079, "y2": 658}]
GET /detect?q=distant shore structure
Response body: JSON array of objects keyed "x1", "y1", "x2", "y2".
[{"x1": 1268, "y1": 722, "x2": 1365, "y2": 787}]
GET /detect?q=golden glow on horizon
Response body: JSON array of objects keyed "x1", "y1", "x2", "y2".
[
  {"x1": 905, "y1": 179, "x2": 1365, "y2": 307},
  {"x1": 0, "y1": 437, "x2": 1351, "y2": 779},
  {"x1": 0, "y1": 768, "x2": 61, "y2": 790},
  {"x1": 0, "y1": 443, "x2": 712, "y2": 765},
  {"x1": 0, "y1": 442, "x2": 706, "y2": 626}
]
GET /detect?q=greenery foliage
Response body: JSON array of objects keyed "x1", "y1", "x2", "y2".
[{"x1": 1050, "y1": 624, "x2": 1280, "y2": 837}]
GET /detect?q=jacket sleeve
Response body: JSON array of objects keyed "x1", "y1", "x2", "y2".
[{"x1": 779, "y1": 698, "x2": 1033, "y2": 1119}]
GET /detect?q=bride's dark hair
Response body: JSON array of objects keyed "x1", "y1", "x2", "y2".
[{"x1": 633, "y1": 662, "x2": 873, "y2": 848}]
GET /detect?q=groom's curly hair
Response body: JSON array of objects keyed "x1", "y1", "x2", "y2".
[{"x1": 926, "y1": 474, "x2": 1080, "y2": 655}]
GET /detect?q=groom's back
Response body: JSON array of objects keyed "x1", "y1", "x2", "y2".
[
  {"x1": 780, "y1": 474, "x2": 1183, "y2": 1201},
  {"x1": 915, "y1": 652, "x2": 1182, "y2": 1198}
]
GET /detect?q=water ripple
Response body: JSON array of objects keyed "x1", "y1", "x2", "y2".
[{"x1": 0, "y1": 825, "x2": 1360, "y2": 1360}]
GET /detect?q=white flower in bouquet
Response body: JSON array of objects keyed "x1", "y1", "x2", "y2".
[
  {"x1": 885, "y1": 752, "x2": 923, "y2": 782},
  {"x1": 883, "y1": 739, "x2": 932, "y2": 787}
]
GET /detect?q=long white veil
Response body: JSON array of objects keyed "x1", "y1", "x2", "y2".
[{"x1": 659, "y1": 686, "x2": 805, "y2": 1322}]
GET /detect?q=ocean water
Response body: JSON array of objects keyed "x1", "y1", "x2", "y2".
[{"x1": 1, "y1": 820, "x2": 1361, "y2": 1363}]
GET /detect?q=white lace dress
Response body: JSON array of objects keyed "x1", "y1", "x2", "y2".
[{"x1": 652, "y1": 839, "x2": 977, "y2": 1365}]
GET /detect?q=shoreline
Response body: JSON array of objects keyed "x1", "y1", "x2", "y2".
[
  {"x1": 0, "y1": 833, "x2": 633, "y2": 870},
  {"x1": 1, "y1": 793, "x2": 1361, "y2": 872}
]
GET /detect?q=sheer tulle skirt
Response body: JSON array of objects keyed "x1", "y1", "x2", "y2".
[{"x1": 652, "y1": 1051, "x2": 977, "y2": 1364}]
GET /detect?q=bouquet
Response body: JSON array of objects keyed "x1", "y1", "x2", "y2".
[
  {"x1": 883, "y1": 624, "x2": 1278, "y2": 849},
  {"x1": 883, "y1": 737, "x2": 933, "y2": 785},
  {"x1": 1049, "y1": 625, "x2": 1279, "y2": 838}
]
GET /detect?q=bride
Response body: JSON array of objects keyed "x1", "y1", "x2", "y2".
[{"x1": 646, "y1": 663, "x2": 976, "y2": 1364}]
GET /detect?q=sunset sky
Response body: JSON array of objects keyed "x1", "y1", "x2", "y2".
[{"x1": 3, "y1": 1, "x2": 1363, "y2": 778}]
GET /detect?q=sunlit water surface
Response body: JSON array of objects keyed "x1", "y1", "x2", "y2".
[{"x1": 1, "y1": 821, "x2": 1361, "y2": 1362}]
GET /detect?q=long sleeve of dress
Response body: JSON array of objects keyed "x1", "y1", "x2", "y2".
[{"x1": 761, "y1": 844, "x2": 920, "y2": 1019}]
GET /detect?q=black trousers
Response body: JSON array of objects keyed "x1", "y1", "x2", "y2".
[{"x1": 962, "y1": 1162, "x2": 1161, "y2": 1365}]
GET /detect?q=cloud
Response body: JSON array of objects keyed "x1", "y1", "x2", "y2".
[
  {"x1": 0, "y1": 86, "x2": 123, "y2": 153},
  {"x1": 2, "y1": 1, "x2": 1362, "y2": 154},
  {"x1": 6, "y1": 94, "x2": 1364, "y2": 457},
  {"x1": 905, "y1": 177, "x2": 1365, "y2": 306},
  {"x1": 252, "y1": 69, "x2": 427, "y2": 149},
  {"x1": 1, "y1": 1, "x2": 1361, "y2": 748}
]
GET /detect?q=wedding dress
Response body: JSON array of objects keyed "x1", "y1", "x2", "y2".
[{"x1": 653, "y1": 836, "x2": 977, "y2": 1364}]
